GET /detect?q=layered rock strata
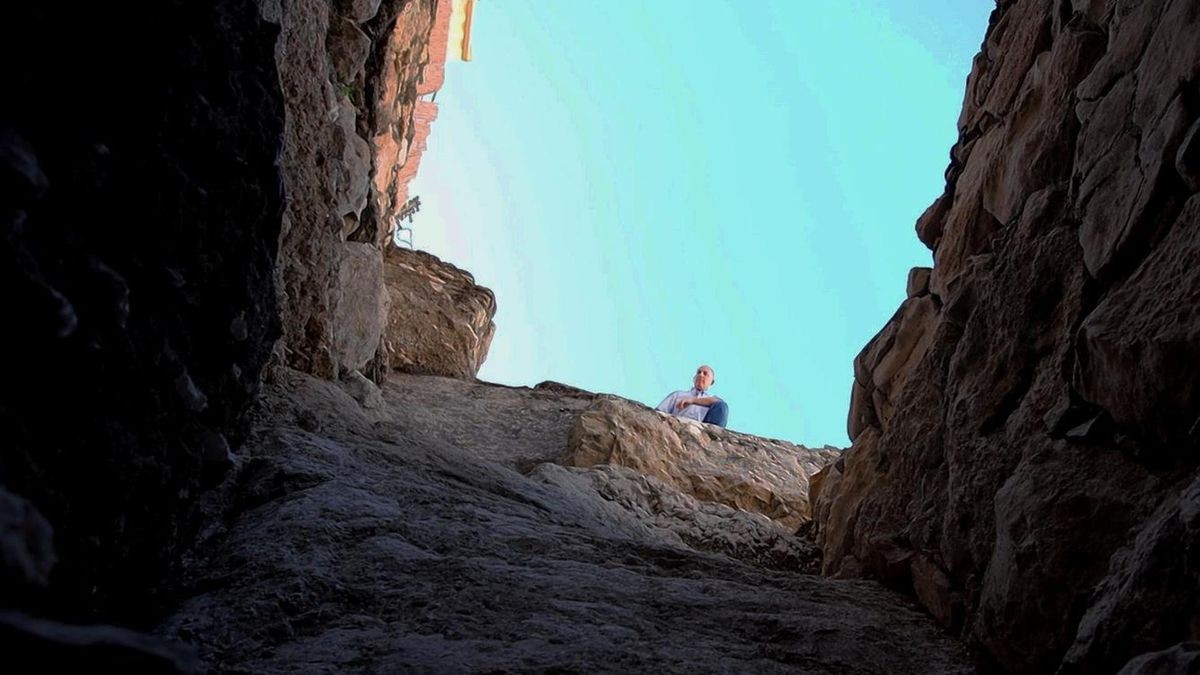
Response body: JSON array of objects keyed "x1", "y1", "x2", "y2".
[
  {"x1": 383, "y1": 245, "x2": 497, "y2": 379},
  {"x1": 816, "y1": 1, "x2": 1200, "y2": 672},
  {"x1": 565, "y1": 398, "x2": 840, "y2": 530}
]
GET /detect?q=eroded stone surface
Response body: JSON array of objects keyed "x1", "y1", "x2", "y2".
[
  {"x1": 817, "y1": 1, "x2": 1200, "y2": 671},
  {"x1": 563, "y1": 397, "x2": 839, "y2": 530},
  {"x1": 383, "y1": 246, "x2": 496, "y2": 379},
  {"x1": 271, "y1": 0, "x2": 449, "y2": 378},
  {"x1": 1061, "y1": 473, "x2": 1200, "y2": 673},
  {"x1": 1076, "y1": 194, "x2": 1200, "y2": 450},
  {"x1": 158, "y1": 371, "x2": 971, "y2": 673},
  {"x1": 333, "y1": 242, "x2": 390, "y2": 374},
  {"x1": 530, "y1": 463, "x2": 824, "y2": 572}
]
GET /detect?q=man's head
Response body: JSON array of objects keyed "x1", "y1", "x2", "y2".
[{"x1": 693, "y1": 364, "x2": 715, "y2": 392}]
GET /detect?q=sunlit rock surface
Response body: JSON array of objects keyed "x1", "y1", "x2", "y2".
[
  {"x1": 383, "y1": 246, "x2": 496, "y2": 379},
  {"x1": 158, "y1": 370, "x2": 971, "y2": 672},
  {"x1": 564, "y1": 398, "x2": 840, "y2": 530}
]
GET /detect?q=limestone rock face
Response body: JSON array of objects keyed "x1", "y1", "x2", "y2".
[
  {"x1": 269, "y1": 0, "x2": 447, "y2": 379},
  {"x1": 564, "y1": 398, "x2": 839, "y2": 530},
  {"x1": 383, "y1": 246, "x2": 497, "y2": 379},
  {"x1": 817, "y1": 1, "x2": 1200, "y2": 671}
]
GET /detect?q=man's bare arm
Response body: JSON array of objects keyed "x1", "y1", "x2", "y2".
[{"x1": 675, "y1": 395, "x2": 721, "y2": 409}]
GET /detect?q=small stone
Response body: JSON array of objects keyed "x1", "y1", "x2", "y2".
[
  {"x1": 200, "y1": 430, "x2": 232, "y2": 463},
  {"x1": 341, "y1": 370, "x2": 383, "y2": 409},
  {"x1": 906, "y1": 267, "x2": 932, "y2": 298},
  {"x1": 1064, "y1": 413, "x2": 1106, "y2": 440},
  {"x1": 199, "y1": 431, "x2": 235, "y2": 487}
]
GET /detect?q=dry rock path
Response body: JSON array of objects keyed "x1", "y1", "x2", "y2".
[{"x1": 158, "y1": 371, "x2": 972, "y2": 673}]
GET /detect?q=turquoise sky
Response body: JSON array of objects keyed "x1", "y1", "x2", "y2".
[{"x1": 409, "y1": 1, "x2": 992, "y2": 448}]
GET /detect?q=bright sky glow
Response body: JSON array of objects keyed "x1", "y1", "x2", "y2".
[{"x1": 409, "y1": 0, "x2": 993, "y2": 447}]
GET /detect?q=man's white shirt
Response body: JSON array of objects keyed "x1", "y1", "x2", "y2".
[{"x1": 655, "y1": 388, "x2": 717, "y2": 422}]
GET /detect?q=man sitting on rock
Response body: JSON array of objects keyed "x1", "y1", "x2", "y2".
[{"x1": 655, "y1": 364, "x2": 729, "y2": 428}]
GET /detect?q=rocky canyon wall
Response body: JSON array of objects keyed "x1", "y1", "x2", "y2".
[
  {"x1": 0, "y1": 0, "x2": 455, "y2": 627},
  {"x1": 0, "y1": 2, "x2": 285, "y2": 619},
  {"x1": 270, "y1": 0, "x2": 452, "y2": 381},
  {"x1": 814, "y1": 0, "x2": 1200, "y2": 672}
]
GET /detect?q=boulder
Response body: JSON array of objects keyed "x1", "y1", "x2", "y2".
[
  {"x1": 848, "y1": 293, "x2": 938, "y2": 440},
  {"x1": 1072, "y1": 0, "x2": 1200, "y2": 281},
  {"x1": 383, "y1": 246, "x2": 496, "y2": 379},
  {"x1": 562, "y1": 397, "x2": 839, "y2": 530},
  {"x1": 811, "y1": 427, "x2": 884, "y2": 577},
  {"x1": 333, "y1": 242, "x2": 390, "y2": 375}
]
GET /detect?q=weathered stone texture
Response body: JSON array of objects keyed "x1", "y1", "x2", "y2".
[
  {"x1": 383, "y1": 245, "x2": 497, "y2": 379},
  {"x1": 817, "y1": 1, "x2": 1200, "y2": 671},
  {"x1": 271, "y1": 0, "x2": 446, "y2": 379},
  {"x1": 565, "y1": 398, "x2": 839, "y2": 530},
  {"x1": 333, "y1": 242, "x2": 391, "y2": 374},
  {"x1": 157, "y1": 371, "x2": 970, "y2": 672}
]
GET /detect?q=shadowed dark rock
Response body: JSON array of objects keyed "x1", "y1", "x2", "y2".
[
  {"x1": 0, "y1": 0, "x2": 284, "y2": 619},
  {"x1": 1116, "y1": 643, "x2": 1200, "y2": 675},
  {"x1": 0, "y1": 611, "x2": 198, "y2": 674}
]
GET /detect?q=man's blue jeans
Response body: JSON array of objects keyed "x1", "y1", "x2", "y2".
[{"x1": 703, "y1": 401, "x2": 729, "y2": 428}]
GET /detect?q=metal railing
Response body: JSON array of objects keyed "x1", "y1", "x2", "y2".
[{"x1": 393, "y1": 196, "x2": 420, "y2": 249}]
